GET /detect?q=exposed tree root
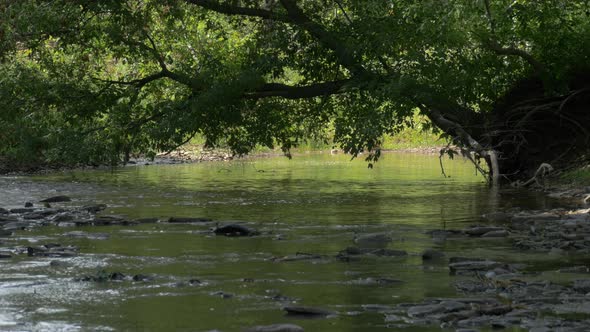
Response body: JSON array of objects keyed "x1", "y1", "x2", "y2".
[
  {"x1": 487, "y1": 79, "x2": 590, "y2": 182},
  {"x1": 511, "y1": 163, "x2": 554, "y2": 188}
]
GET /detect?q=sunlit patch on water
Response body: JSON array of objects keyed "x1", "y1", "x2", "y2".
[
  {"x1": 0, "y1": 312, "x2": 21, "y2": 329},
  {"x1": 30, "y1": 321, "x2": 83, "y2": 332},
  {"x1": 34, "y1": 307, "x2": 69, "y2": 314}
]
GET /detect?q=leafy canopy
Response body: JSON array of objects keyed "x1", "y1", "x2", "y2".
[{"x1": 0, "y1": 0, "x2": 588, "y2": 166}]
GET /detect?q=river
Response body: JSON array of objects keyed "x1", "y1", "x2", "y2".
[{"x1": 0, "y1": 153, "x2": 558, "y2": 331}]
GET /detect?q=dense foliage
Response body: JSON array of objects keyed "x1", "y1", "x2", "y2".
[{"x1": 1, "y1": 1, "x2": 589, "y2": 180}]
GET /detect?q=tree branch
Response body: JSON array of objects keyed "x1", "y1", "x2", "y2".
[
  {"x1": 278, "y1": 0, "x2": 365, "y2": 75},
  {"x1": 184, "y1": 0, "x2": 290, "y2": 23},
  {"x1": 420, "y1": 105, "x2": 499, "y2": 185},
  {"x1": 245, "y1": 79, "x2": 351, "y2": 99},
  {"x1": 185, "y1": 0, "x2": 366, "y2": 76},
  {"x1": 94, "y1": 71, "x2": 167, "y2": 88},
  {"x1": 483, "y1": 0, "x2": 496, "y2": 35},
  {"x1": 485, "y1": 39, "x2": 546, "y2": 75}
]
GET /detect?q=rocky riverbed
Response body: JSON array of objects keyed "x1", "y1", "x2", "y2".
[{"x1": 2, "y1": 184, "x2": 590, "y2": 331}]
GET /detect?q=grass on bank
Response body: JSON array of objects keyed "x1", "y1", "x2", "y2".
[
  {"x1": 182, "y1": 113, "x2": 446, "y2": 156},
  {"x1": 559, "y1": 166, "x2": 590, "y2": 186},
  {"x1": 182, "y1": 129, "x2": 444, "y2": 156}
]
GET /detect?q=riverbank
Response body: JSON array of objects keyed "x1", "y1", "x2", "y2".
[{"x1": 0, "y1": 145, "x2": 448, "y2": 176}]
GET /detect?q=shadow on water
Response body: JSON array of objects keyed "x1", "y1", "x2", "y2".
[{"x1": 0, "y1": 153, "x2": 558, "y2": 331}]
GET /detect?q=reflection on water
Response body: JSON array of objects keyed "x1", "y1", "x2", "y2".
[{"x1": 0, "y1": 153, "x2": 557, "y2": 331}]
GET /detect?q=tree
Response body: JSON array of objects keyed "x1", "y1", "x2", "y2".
[{"x1": 1, "y1": 0, "x2": 589, "y2": 183}]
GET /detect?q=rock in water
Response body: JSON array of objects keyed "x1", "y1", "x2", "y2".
[
  {"x1": 40, "y1": 195, "x2": 71, "y2": 203},
  {"x1": 464, "y1": 226, "x2": 504, "y2": 236},
  {"x1": 353, "y1": 233, "x2": 392, "y2": 248},
  {"x1": 283, "y1": 306, "x2": 336, "y2": 318},
  {"x1": 82, "y1": 204, "x2": 107, "y2": 213},
  {"x1": 422, "y1": 248, "x2": 445, "y2": 261},
  {"x1": 168, "y1": 217, "x2": 213, "y2": 223},
  {"x1": 244, "y1": 324, "x2": 304, "y2": 332},
  {"x1": 9, "y1": 208, "x2": 34, "y2": 214},
  {"x1": 481, "y1": 230, "x2": 509, "y2": 238},
  {"x1": 214, "y1": 224, "x2": 258, "y2": 236},
  {"x1": 481, "y1": 211, "x2": 511, "y2": 222}
]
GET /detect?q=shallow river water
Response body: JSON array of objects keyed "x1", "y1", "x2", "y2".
[{"x1": 0, "y1": 153, "x2": 561, "y2": 331}]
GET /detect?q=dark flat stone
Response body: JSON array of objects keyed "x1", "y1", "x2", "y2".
[
  {"x1": 214, "y1": 224, "x2": 258, "y2": 236},
  {"x1": 283, "y1": 306, "x2": 336, "y2": 318},
  {"x1": 40, "y1": 195, "x2": 71, "y2": 203},
  {"x1": 464, "y1": 226, "x2": 504, "y2": 236},
  {"x1": 10, "y1": 208, "x2": 34, "y2": 214},
  {"x1": 82, "y1": 204, "x2": 107, "y2": 213},
  {"x1": 167, "y1": 217, "x2": 213, "y2": 223},
  {"x1": 135, "y1": 218, "x2": 159, "y2": 223},
  {"x1": 422, "y1": 248, "x2": 445, "y2": 260}
]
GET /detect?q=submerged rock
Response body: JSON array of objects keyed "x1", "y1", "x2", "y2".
[
  {"x1": 449, "y1": 259, "x2": 508, "y2": 275},
  {"x1": 188, "y1": 279, "x2": 201, "y2": 286},
  {"x1": 464, "y1": 226, "x2": 505, "y2": 236},
  {"x1": 10, "y1": 208, "x2": 34, "y2": 214},
  {"x1": 27, "y1": 244, "x2": 79, "y2": 257},
  {"x1": 82, "y1": 204, "x2": 107, "y2": 213},
  {"x1": 244, "y1": 324, "x2": 304, "y2": 332},
  {"x1": 353, "y1": 233, "x2": 392, "y2": 248},
  {"x1": 573, "y1": 279, "x2": 590, "y2": 293},
  {"x1": 482, "y1": 211, "x2": 511, "y2": 222},
  {"x1": 351, "y1": 277, "x2": 404, "y2": 285},
  {"x1": 132, "y1": 274, "x2": 154, "y2": 282},
  {"x1": 481, "y1": 230, "x2": 509, "y2": 238},
  {"x1": 273, "y1": 252, "x2": 326, "y2": 262},
  {"x1": 64, "y1": 231, "x2": 109, "y2": 240},
  {"x1": 422, "y1": 248, "x2": 445, "y2": 261},
  {"x1": 40, "y1": 195, "x2": 72, "y2": 203},
  {"x1": 0, "y1": 215, "x2": 18, "y2": 222},
  {"x1": 135, "y1": 218, "x2": 159, "y2": 224},
  {"x1": 214, "y1": 223, "x2": 258, "y2": 236},
  {"x1": 76, "y1": 270, "x2": 128, "y2": 282},
  {"x1": 210, "y1": 291, "x2": 234, "y2": 299},
  {"x1": 559, "y1": 266, "x2": 590, "y2": 273},
  {"x1": 3, "y1": 221, "x2": 32, "y2": 231},
  {"x1": 92, "y1": 215, "x2": 136, "y2": 226},
  {"x1": 168, "y1": 217, "x2": 213, "y2": 223},
  {"x1": 283, "y1": 306, "x2": 336, "y2": 318}
]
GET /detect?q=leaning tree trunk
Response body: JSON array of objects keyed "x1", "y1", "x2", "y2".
[{"x1": 422, "y1": 106, "x2": 501, "y2": 186}]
